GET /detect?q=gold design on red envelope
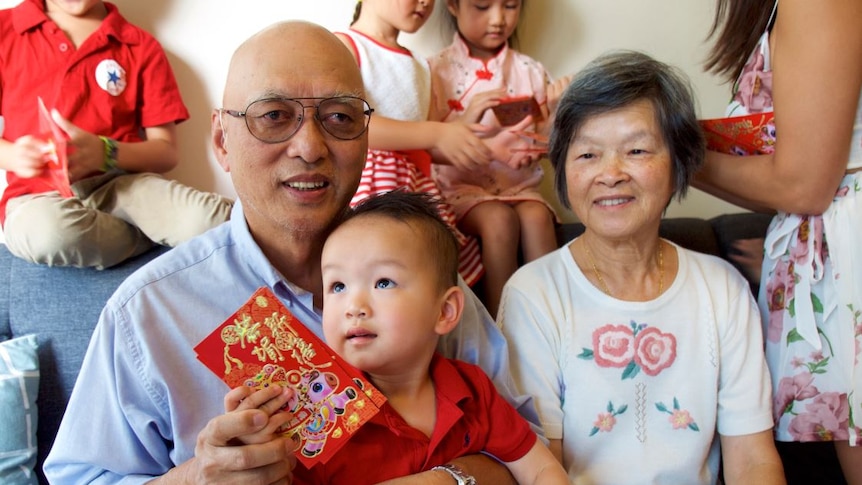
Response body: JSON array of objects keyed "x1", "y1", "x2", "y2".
[
  {"x1": 195, "y1": 287, "x2": 386, "y2": 468},
  {"x1": 700, "y1": 112, "x2": 776, "y2": 156}
]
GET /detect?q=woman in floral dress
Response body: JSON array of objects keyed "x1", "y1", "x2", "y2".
[{"x1": 696, "y1": 1, "x2": 862, "y2": 482}]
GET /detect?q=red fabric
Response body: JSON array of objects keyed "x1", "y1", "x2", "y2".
[
  {"x1": 293, "y1": 354, "x2": 537, "y2": 484},
  {"x1": 0, "y1": 0, "x2": 189, "y2": 223}
]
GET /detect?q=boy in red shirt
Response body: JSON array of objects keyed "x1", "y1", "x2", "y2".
[
  {"x1": 228, "y1": 190, "x2": 568, "y2": 485},
  {"x1": 0, "y1": 0, "x2": 231, "y2": 268}
]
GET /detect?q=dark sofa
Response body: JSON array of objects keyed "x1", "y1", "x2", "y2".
[{"x1": 0, "y1": 211, "x2": 842, "y2": 484}]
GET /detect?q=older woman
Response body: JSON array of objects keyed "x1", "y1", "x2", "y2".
[{"x1": 498, "y1": 51, "x2": 785, "y2": 484}]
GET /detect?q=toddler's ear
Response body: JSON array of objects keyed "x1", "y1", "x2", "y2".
[{"x1": 435, "y1": 286, "x2": 464, "y2": 336}]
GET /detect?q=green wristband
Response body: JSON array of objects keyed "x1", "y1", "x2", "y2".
[{"x1": 99, "y1": 136, "x2": 119, "y2": 172}]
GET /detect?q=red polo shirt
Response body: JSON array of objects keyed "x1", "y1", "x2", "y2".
[
  {"x1": 294, "y1": 354, "x2": 537, "y2": 484},
  {"x1": 0, "y1": 0, "x2": 189, "y2": 223}
]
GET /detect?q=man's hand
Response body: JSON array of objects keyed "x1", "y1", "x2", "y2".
[
  {"x1": 153, "y1": 386, "x2": 298, "y2": 485},
  {"x1": 224, "y1": 384, "x2": 297, "y2": 445}
]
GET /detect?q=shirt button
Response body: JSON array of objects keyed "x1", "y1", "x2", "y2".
[{"x1": 59, "y1": 43, "x2": 69, "y2": 52}]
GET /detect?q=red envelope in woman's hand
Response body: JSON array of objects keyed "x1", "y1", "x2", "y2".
[{"x1": 700, "y1": 112, "x2": 776, "y2": 156}]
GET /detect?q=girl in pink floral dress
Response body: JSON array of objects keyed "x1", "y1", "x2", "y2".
[
  {"x1": 428, "y1": 0, "x2": 569, "y2": 316},
  {"x1": 697, "y1": 1, "x2": 862, "y2": 481}
]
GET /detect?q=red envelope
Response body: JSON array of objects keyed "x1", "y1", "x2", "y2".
[
  {"x1": 36, "y1": 97, "x2": 73, "y2": 198},
  {"x1": 700, "y1": 112, "x2": 776, "y2": 156},
  {"x1": 194, "y1": 287, "x2": 386, "y2": 468},
  {"x1": 492, "y1": 95, "x2": 543, "y2": 126}
]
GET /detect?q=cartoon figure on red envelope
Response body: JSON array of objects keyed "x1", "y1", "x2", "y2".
[{"x1": 195, "y1": 287, "x2": 386, "y2": 468}]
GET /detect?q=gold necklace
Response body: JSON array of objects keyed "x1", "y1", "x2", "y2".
[{"x1": 581, "y1": 239, "x2": 664, "y2": 298}]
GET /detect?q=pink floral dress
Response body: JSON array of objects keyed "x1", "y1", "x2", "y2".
[{"x1": 731, "y1": 16, "x2": 862, "y2": 445}]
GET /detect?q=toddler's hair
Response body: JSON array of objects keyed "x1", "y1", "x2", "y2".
[
  {"x1": 442, "y1": 0, "x2": 526, "y2": 50},
  {"x1": 344, "y1": 190, "x2": 460, "y2": 289}
]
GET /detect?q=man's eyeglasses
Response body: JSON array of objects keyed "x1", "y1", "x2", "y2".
[{"x1": 219, "y1": 96, "x2": 374, "y2": 143}]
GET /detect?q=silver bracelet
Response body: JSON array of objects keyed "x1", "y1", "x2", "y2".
[{"x1": 431, "y1": 464, "x2": 477, "y2": 485}]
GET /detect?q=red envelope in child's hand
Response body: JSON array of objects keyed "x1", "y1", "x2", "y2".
[
  {"x1": 194, "y1": 287, "x2": 386, "y2": 468},
  {"x1": 699, "y1": 112, "x2": 776, "y2": 156},
  {"x1": 492, "y1": 95, "x2": 543, "y2": 126},
  {"x1": 36, "y1": 97, "x2": 73, "y2": 198}
]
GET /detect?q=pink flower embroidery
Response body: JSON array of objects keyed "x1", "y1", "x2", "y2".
[
  {"x1": 774, "y1": 372, "x2": 819, "y2": 419},
  {"x1": 633, "y1": 327, "x2": 677, "y2": 376},
  {"x1": 594, "y1": 413, "x2": 616, "y2": 432},
  {"x1": 589, "y1": 401, "x2": 627, "y2": 436},
  {"x1": 592, "y1": 324, "x2": 635, "y2": 368},
  {"x1": 579, "y1": 321, "x2": 677, "y2": 379},
  {"x1": 670, "y1": 409, "x2": 694, "y2": 429},
  {"x1": 788, "y1": 392, "x2": 850, "y2": 442},
  {"x1": 656, "y1": 398, "x2": 700, "y2": 432}
]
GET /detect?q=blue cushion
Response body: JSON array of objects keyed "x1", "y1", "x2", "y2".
[{"x1": 0, "y1": 334, "x2": 39, "y2": 485}]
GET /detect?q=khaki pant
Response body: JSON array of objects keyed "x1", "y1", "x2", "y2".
[{"x1": 3, "y1": 172, "x2": 233, "y2": 269}]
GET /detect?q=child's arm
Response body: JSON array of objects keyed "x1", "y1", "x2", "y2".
[
  {"x1": 504, "y1": 439, "x2": 569, "y2": 485},
  {"x1": 537, "y1": 75, "x2": 572, "y2": 136},
  {"x1": 50, "y1": 110, "x2": 180, "y2": 182},
  {"x1": 369, "y1": 115, "x2": 493, "y2": 171}
]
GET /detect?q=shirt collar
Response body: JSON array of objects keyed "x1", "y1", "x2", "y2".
[
  {"x1": 13, "y1": 1, "x2": 141, "y2": 46},
  {"x1": 451, "y1": 31, "x2": 509, "y2": 67},
  {"x1": 227, "y1": 200, "x2": 317, "y2": 306}
]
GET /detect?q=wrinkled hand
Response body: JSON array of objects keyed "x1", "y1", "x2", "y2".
[
  {"x1": 434, "y1": 121, "x2": 493, "y2": 171},
  {"x1": 6, "y1": 135, "x2": 50, "y2": 178},
  {"x1": 51, "y1": 110, "x2": 106, "y2": 182},
  {"x1": 546, "y1": 75, "x2": 573, "y2": 116},
  {"x1": 460, "y1": 88, "x2": 506, "y2": 124},
  {"x1": 179, "y1": 391, "x2": 297, "y2": 485},
  {"x1": 224, "y1": 384, "x2": 297, "y2": 446}
]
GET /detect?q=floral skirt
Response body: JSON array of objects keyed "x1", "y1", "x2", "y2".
[
  {"x1": 350, "y1": 149, "x2": 484, "y2": 286},
  {"x1": 762, "y1": 172, "x2": 862, "y2": 445}
]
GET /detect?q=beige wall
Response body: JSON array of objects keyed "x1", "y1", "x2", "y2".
[{"x1": 0, "y1": 0, "x2": 746, "y2": 227}]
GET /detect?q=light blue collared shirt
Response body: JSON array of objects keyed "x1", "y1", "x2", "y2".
[{"x1": 44, "y1": 201, "x2": 536, "y2": 483}]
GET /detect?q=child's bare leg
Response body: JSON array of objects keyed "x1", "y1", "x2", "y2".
[
  {"x1": 460, "y1": 201, "x2": 520, "y2": 317},
  {"x1": 835, "y1": 441, "x2": 862, "y2": 485},
  {"x1": 515, "y1": 201, "x2": 558, "y2": 262}
]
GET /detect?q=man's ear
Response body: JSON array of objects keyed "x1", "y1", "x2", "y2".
[
  {"x1": 435, "y1": 286, "x2": 464, "y2": 336},
  {"x1": 211, "y1": 109, "x2": 230, "y2": 172}
]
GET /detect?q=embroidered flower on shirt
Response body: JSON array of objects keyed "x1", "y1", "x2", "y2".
[
  {"x1": 578, "y1": 321, "x2": 677, "y2": 379},
  {"x1": 589, "y1": 401, "x2": 627, "y2": 436},
  {"x1": 447, "y1": 99, "x2": 465, "y2": 112},
  {"x1": 656, "y1": 398, "x2": 700, "y2": 432}
]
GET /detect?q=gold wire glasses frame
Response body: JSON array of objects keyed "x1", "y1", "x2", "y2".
[{"x1": 219, "y1": 96, "x2": 374, "y2": 143}]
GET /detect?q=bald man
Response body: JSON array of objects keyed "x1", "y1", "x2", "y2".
[{"x1": 44, "y1": 21, "x2": 532, "y2": 484}]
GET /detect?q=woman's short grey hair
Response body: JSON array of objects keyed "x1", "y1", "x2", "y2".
[{"x1": 548, "y1": 50, "x2": 705, "y2": 210}]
